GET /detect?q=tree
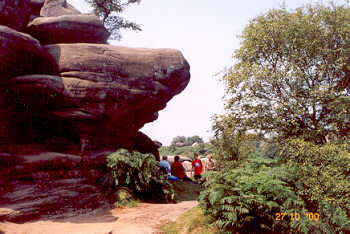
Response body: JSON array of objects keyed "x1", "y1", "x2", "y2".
[
  {"x1": 170, "y1": 136, "x2": 187, "y2": 146},
  {"x1": 186, "y1": 135, "x2": 204, "y2": 145},
  {"x1": 85, "y1": 0, "x2": 141, "y2": 40},
  {"x1": 219, "y1": 2, "x2": 349, "y2": 144},
  {"x1": 170, "y1": 135, "x2": 204, "y2": 147}
]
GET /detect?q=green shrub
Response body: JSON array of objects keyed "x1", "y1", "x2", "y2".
[
  {"x1": 281, "y1": 139, "x2": 350, "y2": 233},
  {"x1": 199, "y1": 154, "x2": 304, "y2": 233},
  {"x1": 200, "y1": 141, "x2": 350, "y2": 233},
  {"x1": 112, "y1": 187, "x2": 138, "y2": 208},
  {"x1": 107, "y1": 149, "x2": 175, "y2": 202}
]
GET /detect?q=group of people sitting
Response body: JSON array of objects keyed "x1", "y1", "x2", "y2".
[{"x1": 158, "y1": 153, "x2": 215, "y2": 183}]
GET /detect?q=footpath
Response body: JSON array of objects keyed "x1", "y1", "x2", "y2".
[{"x1": 0, "y1": 200, "x2": 198, "y2": 234}]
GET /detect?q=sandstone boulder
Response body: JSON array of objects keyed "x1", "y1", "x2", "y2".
[
  {"x1": 41, "y1": 43, "x2": 190, "y2": 144},
  {"x1": 27, "y1": 15, "x2": 110, "y2": 44},
  {"x1": 0, "y1": 0, "x2": 191, "y2": 224},
  {"x1": 3, "y1": 43, "x2": 189, "y2": 157},
  {"x1": 28, "y1": 0, "x2": 45, "y2": 23},
  {"x1": 0, "y1": 179, "x2": 103, "y2": 222},
  {"x1": 0, "y1": 0, "x2": 31, "y2": 30},
  {"x1": 7, "y1": 75, "x2": 64, "y2": 95},
  {"x1": 0, "y1": 149, "x2": 109, "y2": 222},
  {"x1": 133, "y1": 131, "x2": 162, "y2": 161},
  {"x1": 46, "y1": 43, "x2": 190, "y2": 96},
  {"x1": 0, "y1": 26, "x2": 58, "y2": 81},
  {"x1": 40, "y1": 0, "x2": 81, "y2": 17},
  {"x1": 31, "y1": 0, "x2": 45, "y2": 14}
]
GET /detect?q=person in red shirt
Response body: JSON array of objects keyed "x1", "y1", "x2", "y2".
[
  {"x1": 171, "y1": 155, "x2": 193, "y2": 182},
  {"x1": 192, "y1": 153, "x2": 203, "y2": 182}
]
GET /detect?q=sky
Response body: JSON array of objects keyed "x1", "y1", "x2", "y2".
[{"x1": 69, "y1": 0, "x2": 347, "y2": 146}]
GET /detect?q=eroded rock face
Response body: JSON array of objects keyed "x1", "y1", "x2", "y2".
[
  {"x1": 40, "y1": 0, "x2": 81, "y2": 17},
  {"x1": 28, "y1": 0, "x2": 45, "y2": 23},
  {"x1": 4, "y1": 43, "x2": 190, "y2": 155},
  {"x1": 0, "y1": 0, "x2": 31, "y2": 30},
  {"x1": 0, "y1": 26, "x2": 58, "y2": 81},
  {"x1": 27, "y1": 15, "x2": 110, "y2": 44},
  {"x1": 46, "y1": 43, "x2": 190, "y2": 96},
  {"x1": 47, "y1": 44, "x2": 189, "y2": 144},
  {"x1": 0, "y1": 0, "x2": 190, "y2": 222}
]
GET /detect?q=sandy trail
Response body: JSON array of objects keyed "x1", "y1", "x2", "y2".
[{"x1": 0, "y1": 201, "x2": 198, "y2": 234}]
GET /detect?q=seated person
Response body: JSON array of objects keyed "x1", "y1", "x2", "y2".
[
  {"x1": 159, "y1": 156, "x2": 171, "y2": 173},
  {"x1": 171, "y1": 155, "x2": 194, "y2": 182},
  {"x1": 159, "y1": 156, "x2": 178, "y2": 181}
]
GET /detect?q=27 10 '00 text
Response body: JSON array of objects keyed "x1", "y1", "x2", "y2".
[{"x1": 275, "y1": 212, "x2": 320, "y2": 221}]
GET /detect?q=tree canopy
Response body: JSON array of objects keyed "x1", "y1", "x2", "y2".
[
  {"x1": 170, "y1": 135, "x2": 204, "y2": 147},
  {"x1": 218, "y1": 2, "x2": 349, "y2": 144},
  {"x1": 85, "y1": 0, "x2": 141, "y2": 40}
]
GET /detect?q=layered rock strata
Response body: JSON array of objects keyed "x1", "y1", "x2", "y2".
[{"x1": 0, "y1": 0, "x2": 190, "y2": 222}]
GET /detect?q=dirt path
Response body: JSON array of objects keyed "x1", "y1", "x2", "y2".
[{"x1": 0, "y1": 201, "x2": 198, "y2": 234}]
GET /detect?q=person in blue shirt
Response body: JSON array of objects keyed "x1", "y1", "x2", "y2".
[
  {"x1": 159, "y1": 156, "x2": 178, "y2": 181},
  {"x1": 159, "y1": 156, "x2": 171, "y2": 173}
]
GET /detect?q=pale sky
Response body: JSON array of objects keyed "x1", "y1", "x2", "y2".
[{"x1": 69, "y1": 0, "x2": 347, "y2": 145}]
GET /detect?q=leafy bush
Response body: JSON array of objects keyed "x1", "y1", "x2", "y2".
[
  {"x1": 280, "y1": 139, "x2": 350, "y2": 233},
  {"x1": 112, "y1": 187, "x2": 138, "y2": 208},
  {"x1": 211, "y1": 115, "x2": 262, "y2": 170},
  {"x1": 199, "y1": 141, "x2": 350, "y2": 233},
  {"x1": 107, "y1": 149, "x2": 175, "y2": 202},
  {"x1": 199, "y1": 153, "x2": 304, "y2": 233}
]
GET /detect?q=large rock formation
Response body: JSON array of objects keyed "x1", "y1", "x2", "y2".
[
  {"x1": 0, "y1": 0, "x2": 32, "y2": 30},
  {"x1": 0, "y1": 26, "x2": 58, "y2": 80},
  {"x1": 0, "y1": 0, "x2": 190, "y2": 222},
  {"x1": 40, "y1": 0, "x2": 81, "y2": 17},
  {"x1": 27, "y1": 15, "x2": 110, "y2": 44}
]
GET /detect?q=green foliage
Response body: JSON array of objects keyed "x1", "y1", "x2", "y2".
[
  {"x1": 85, "y1": 0, "x2": 141, "y2": 40},
  {"x1": 170, "y1": 135, "x2": 204, "y2": 147},
  {"x1": 160, "y1": 141, "x2": 213, "y2": 158},
  {"x1": 199, "y1": 153, "x2": 304, "y2": 233},
  {"x1": 171, "y1": 181, "x2": 202, "y2": 202},
  {"x1": 112, "y1": 187, "x2": 138, "y2": 208},
  {"x1": 280, "y1": 139, "x2": 350, "y2": 233},
  {"x1": 107, "y1": 149, "x2": 175, "y2": 202},
  {"x1": 159, "y1": 206, "x2": 216, "y2": 234},
  {"x1": 221, "y1": 2, "x2": 349, "y2": 143},
  {"x1": 211, "y1": 115, "x2": 262, "y2": 170},
  {"x1": 205, "y1": 2, "x2": 350, "y2": 233},
  {"x1": 200, "y1": 142, "x2": 350, "y2": 233}
]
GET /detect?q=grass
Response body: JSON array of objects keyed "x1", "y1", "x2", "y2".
[
  {"x1": 159, "y1": 206, "x2": 217, "y2": 234},
  {"x1": 171, "y1": 181, "x2": 202, "y2": 201}
]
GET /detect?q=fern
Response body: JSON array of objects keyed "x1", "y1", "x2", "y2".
[
  {"x1": 107, "y1": 149, "x2": 175, "y2": 202},
  {"x1": 200, "y1": 140, "x2": 350, "y2": 233}
]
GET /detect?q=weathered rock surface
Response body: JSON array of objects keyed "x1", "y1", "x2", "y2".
[
  {"x1": 27, "y1": 15, "x2": 110, "y2": 44},
  {"x1": 0, "y1": 0, "x2": 31, "y2": 30},
  {"x1": 46, "y1": 43, "x2": 189, "y2": 95},
  {"x1": 0, "y1": 26, "x2": 58, "y2": 81},
  {"x1": 31, "y1": 0, "x2": 45, "y2": 14},
  {"x1": 40, "y1": 0, "x2": 81, "y2": 17},
  {"x1": 0, "y1": 150, "x2": 113, "y2": 222},
  {"x1": 0, "y1": 179, "x2": 105, "y2": 222},
  {"x1": 40, "y1": 43, "x2": 188, "y2": 152},
  {"x1": 0, "y1": 0, "x2": 190, "y2": 223},
  {"x1": 3, "y1": 44, "x2": 189, "y2": 155},
  {"x1": 28, "y1": 0, "x2": 45, "y2": 23}
]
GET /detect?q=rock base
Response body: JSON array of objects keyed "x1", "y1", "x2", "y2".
[{"x1": 0, "y1": 148, "x2": 114, "y2": 223}]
